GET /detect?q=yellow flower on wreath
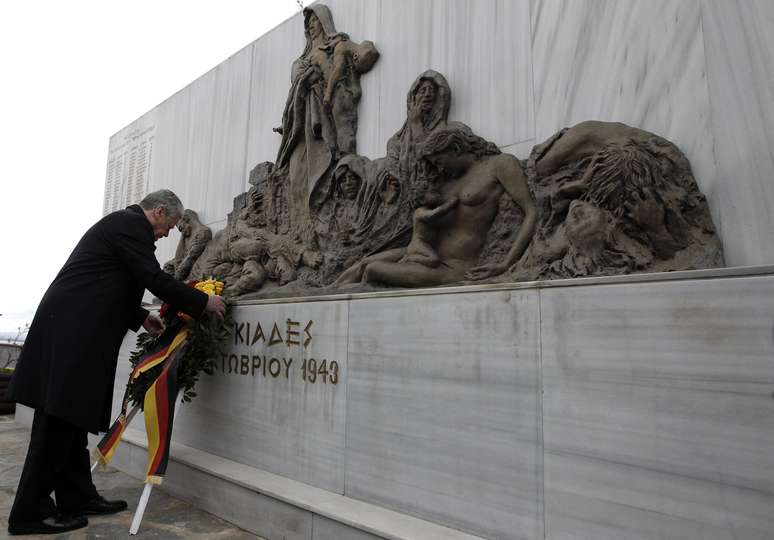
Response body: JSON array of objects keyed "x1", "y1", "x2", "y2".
[
  {"x1": 179, "y1": 278, "x2": 225, "y2": 322},
  {"x1": 195, "y1": 278, "x2": 224, "y2": 297}
]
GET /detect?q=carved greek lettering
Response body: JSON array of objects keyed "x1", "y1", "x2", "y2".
[
  {"x1": 269, "y1": 358, "x2": 281, "y2": 377},
  {"x1": 235, "y1": 323, "x2": 245, "y2": 345},
  {"x1": 282, "y1": 357, "x2": 293, "y2": 378},
  {"x1": 251, "y1": 323, "x2": 265, "y2": 345},
  {"x1": 269, "y1": 323, "x2": 284, "y2": 346},
  {"x1": 303, "y1": 320, "x2": 313, "y2": 347},
  {"x1": 286, "y1": 319, "x2": 300, "y2": 346}
]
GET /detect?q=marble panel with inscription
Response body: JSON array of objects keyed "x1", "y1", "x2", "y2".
[
  {"x1": 171, "y1": 301, "x2": 349, "y2": 493},
  {"x1": 104, "y1": 109, "x2": 158, "y2": 216},
  {"x1": 540, "y1": 276, "x2": 774, "y2": 539},
  {"x1": 346, "y1": 290, "x2": 543, "y2": 540}
]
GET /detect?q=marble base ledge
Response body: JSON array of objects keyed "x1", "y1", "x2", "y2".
[
  {"x1": 114, "y1": 429, "x2": 485, "y2": 540},
  {"x1": 235, "y1": 264, "x2": 774, "y2": 306}
]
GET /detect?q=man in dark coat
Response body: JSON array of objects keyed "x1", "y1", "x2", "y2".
[{"x1": 7, "y1": 189, "x2": 225, "y2": 535}]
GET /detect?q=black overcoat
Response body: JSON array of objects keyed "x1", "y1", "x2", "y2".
[{"x1": 9, "y1": 205, "x2": 208, "y2": 433}]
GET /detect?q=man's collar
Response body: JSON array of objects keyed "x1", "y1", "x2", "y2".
[{"x1": 127, "y1": 204, "x2": 155, "y2": 244}]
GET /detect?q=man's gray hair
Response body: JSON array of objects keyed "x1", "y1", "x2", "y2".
[{"x1": 139, "y1": 189, "x2": 184, "y2": 219}]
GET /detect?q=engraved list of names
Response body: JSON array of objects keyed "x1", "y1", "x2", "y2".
[{"x1": 103, "y1": 124, "x2": 156, "y2": 215}]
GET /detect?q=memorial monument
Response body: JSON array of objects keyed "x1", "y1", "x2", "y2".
[
  {"x1": 83, "y1": 2, "x2": 774, "y2": 539},
  {"x1": 157, "y1": 20, "x2": 723, "y2": 297}
]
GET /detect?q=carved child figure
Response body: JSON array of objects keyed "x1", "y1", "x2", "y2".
[
  {"x1": 399, "y1": 190, "x2": 459, "y2": 268},
  {"x1": 322, "y1": 38, "x2": 380, "y2": 112}
]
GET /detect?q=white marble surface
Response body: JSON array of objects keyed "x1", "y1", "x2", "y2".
[
  {"x1": 530, "y1": 0, "x2": 718, "y2": 230},
  {"x1": 109, "y1": 438, "x2": 315, "y2": 540},
  {"x1": 180, "y1": 69, "x2": 216, "y2": 221},
  {"x1": 112, "y1": 429, "x2": 489, "y2": 540},
  {"x1": 500, "y1": 139, "x2": 536, "y2": 160},
  {"x1": 373, "y1": 0, "x2": 533, "y2": 152},
  {"x1": 540, "y1": 276, "x2": 774, "y2": 539},
  {"x1": 546, "y1": 452, "x2": 774, "y2": 540},
  {"x1": 701, "y1": 0, "x2": 774, "y2": 267},
  {"x1": 312, "y1": 516, "x2": 383, "y2": 540},
  {"x1": 244, "y1": 14, "x2": 298, "y2": 177},
  {"x1": 171, "y1": 301, "x2": 349, "y2": 493},
  {"x1": 201, "y1": 45, "x2": 254, "y2": 225},
  {"x1": 346, "y1": 290, "x2": 543, "y2": 540}
]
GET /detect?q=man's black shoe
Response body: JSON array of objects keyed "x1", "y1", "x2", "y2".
[
  {"x1": 8, "y1": 514, "x2": 88, "y2": 535},
  {"x1": 79, "y1": 495, "x2": 128, "y2": 515}
]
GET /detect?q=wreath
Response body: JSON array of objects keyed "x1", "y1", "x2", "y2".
[{"x1": 125, "y1": 279, "x2": 234, "y2": 408}]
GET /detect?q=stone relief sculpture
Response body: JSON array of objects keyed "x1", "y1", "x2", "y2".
[
  {"x1": 513, "y1": 121, "x2": 724, "y2": 281},
  {"x1": 316, "y1": 154, "x2": 371, "y2": 247},
  {"x1": 162, "y1": 210, "x2": 212, "y2": 281},
  {"x1": 386, "y1": 70, "x2": 453, "y2": 184},
  {"x1": 274, "y1": 4, "x2": 379, "y2": 224},
  {"x1": 351, "y1": 159, "x2": 410, "y2": 255},
  {"x1": 334, "y1": 125, "x2": 538, "y2": 287},
  {"x1": 175, "y1": 4, "x2": 723, "y2": 299}
]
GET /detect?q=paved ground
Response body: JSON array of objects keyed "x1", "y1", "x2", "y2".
[{"x1": 0, "y1": 415, "x2": 263, "y2": 539}]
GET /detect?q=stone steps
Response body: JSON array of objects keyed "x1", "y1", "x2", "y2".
[{"x1": 111, "y1": 428, "x2": 486, "y2": 540}]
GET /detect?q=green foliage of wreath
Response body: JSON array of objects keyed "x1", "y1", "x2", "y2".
[{"x1": 126, "y1": 305, "x2": 234, "y2": 409}]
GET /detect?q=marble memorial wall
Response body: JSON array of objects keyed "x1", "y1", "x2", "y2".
[
  {"x1": 108, "y1": 270, "x2": 774, "y2": 540},
  {"x1": 101, "y1": 2, "x2": 774, "y2": 538}
]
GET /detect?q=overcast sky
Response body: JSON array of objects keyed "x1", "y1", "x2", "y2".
[{"x1": 0, "y1": 1, "x2": 302, "y2": 335}]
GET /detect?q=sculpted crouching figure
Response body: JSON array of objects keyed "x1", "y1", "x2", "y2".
[
  {"x1": 334, "y1": 125, "x2": 538, "y2": 287},
  {"x1": 162, "y1": 210, "x2": 212, "y2": 281}
]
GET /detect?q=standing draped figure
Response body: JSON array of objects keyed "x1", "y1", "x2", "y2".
[{"x1": 274, "y1": 4, "x2": 379, "y2": 225}]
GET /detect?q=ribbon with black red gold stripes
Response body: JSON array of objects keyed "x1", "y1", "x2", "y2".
[
  {"x1": 93, "y1": 325, "x2": 188, "y2": 470},
  {"x1": 142, "y1": 341, "x2": 186, "y2": 484}
]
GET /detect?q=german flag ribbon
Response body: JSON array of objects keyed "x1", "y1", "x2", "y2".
[
  {"x1": 143, "y1": 340, "x2": 186, "y2": 484},
  {"x1": 94, "y1": 324, "x2": 188, "y2": 470},
  {"x1": 94, "y1": 410, "x2": 132, "y2": 468},
  {"x1": 130, "y1": 327, "x2": 189, "y2": 380}
]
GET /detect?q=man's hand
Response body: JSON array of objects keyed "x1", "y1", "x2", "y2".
[
  {"x1": 205, "y1": 295, "x2": 226, "y2": 319},
  {"x1": 142, "y1": 313, "x2": 166, "y2": 336}
]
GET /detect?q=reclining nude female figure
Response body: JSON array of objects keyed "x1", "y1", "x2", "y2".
[{"x1": 334, "y1": 126, "x2": 537, "y2": 287}]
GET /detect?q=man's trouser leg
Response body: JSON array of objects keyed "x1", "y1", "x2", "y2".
[
  {"x1": 52, "y1": 415, "x2": 98, "y2": 512},
  {"x1": 8, "y1": 409, "x2": 98, "y2": 525}
]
